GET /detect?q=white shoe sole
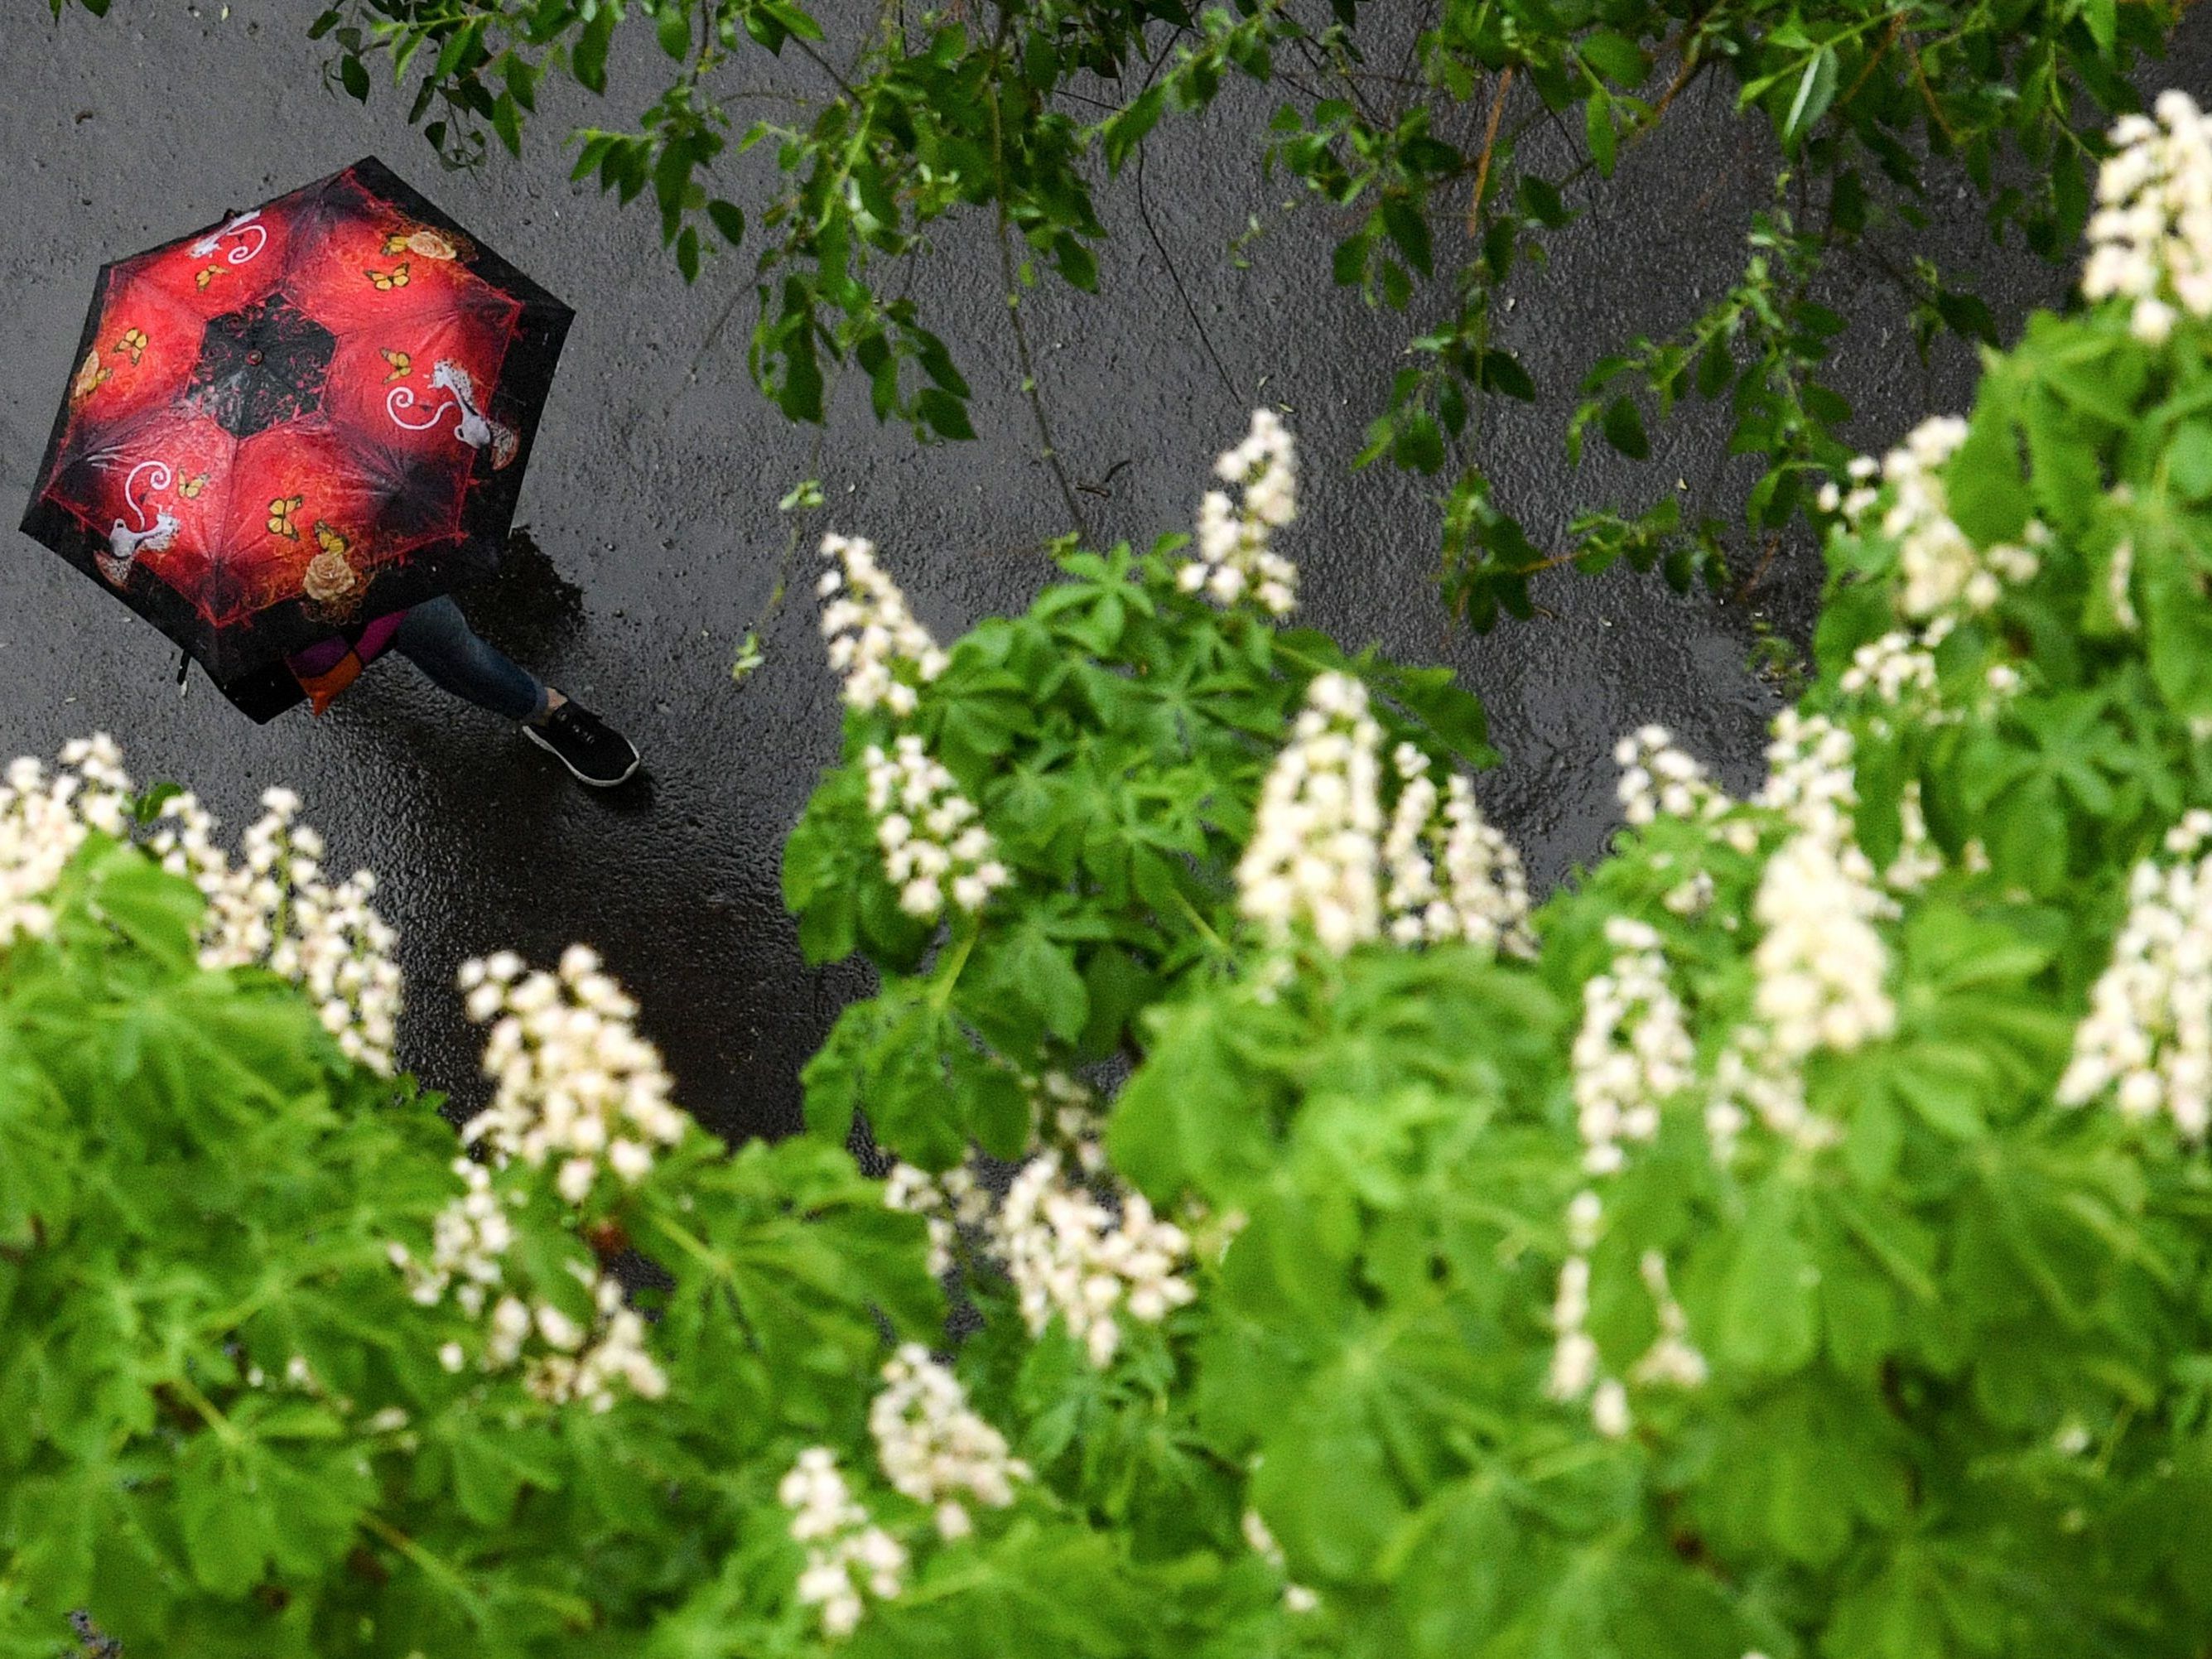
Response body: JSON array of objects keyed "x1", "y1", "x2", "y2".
[{"x1": 523, "y1": 722, "x2": 640, "y2": 788}]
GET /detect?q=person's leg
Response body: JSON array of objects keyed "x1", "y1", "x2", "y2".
[
  {"x1": 390, "y1": 596, "x2": 549, "y2": 724},
  {"x1": 391, "y1": 596, "x2": 638, "y2": 786}
]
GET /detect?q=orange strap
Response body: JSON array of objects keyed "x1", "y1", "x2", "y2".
[{"x1": 294, "y1": 653, "x2": 364, "y2": 716}]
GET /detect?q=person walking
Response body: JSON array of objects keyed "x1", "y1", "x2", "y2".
[{"x1": 222, "y1": 595, "x2": 640, "y2": 788}]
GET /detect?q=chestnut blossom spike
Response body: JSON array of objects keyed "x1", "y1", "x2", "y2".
[
  {"x1": 780, "y1": 1447, "x2": 907, "y2": 1638},
  {"x1": 2059, "y1": 810, "x2": 2212, "y2": 1136},
  {"x1": 817, "y1": 532, "x2": 949, "y2": 716},
  {"x1": 1180, "y1": 408, "x2": 1299, "y2": 616},
  {"x1": 1612, "y1": 726, "x2": 1737, "y2": 832},
  {"x1": 454, "y1": 944, "x2": 686, "y2": 1199},
  {"x1": 1381, "y1": 744, "x2": 1535, "y2": 954},
  {"x1": 1831, "y1": 416, "x2": 2043, "y2": 621},
  {"x1": 2084, "y1": 92, "x2": 2212, "y2": 341},
  {"x1": 190, "y1": 787, "x2": 402, "y2": 1073},
  {"x1": 869, "y1": 1344, "x2": 1029, "y2": 1540},
  {"x1": 861, "y1": 735, "x2": 1009, "y2": 919},
  {"x1": 0, "y1": 739, "x2": 400, "y2": 1073},
  {"x1": 1570, "y1": 918, "x2": 1694, "y2": 1177},
  {"x1": 1241, "y1": 1508, "x2": 1319, "y2": 1613},
  {"x1": 1710, "y1": 713, "x2": 1895, "y2": 1160},
  {"x1": 0, "y1": 735, "x2": 133, "y2": 947},
  {"x1": 1237, "y1": 672, "x2": 1385, "y2": 954},
  {"x1": 998, "y1": 1153, "x2": 1196, "y2": 1367}
]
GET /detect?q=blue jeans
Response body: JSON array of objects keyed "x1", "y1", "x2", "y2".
[{"x1": 391, "y1": 596, "x2": 548, "y2": 723}]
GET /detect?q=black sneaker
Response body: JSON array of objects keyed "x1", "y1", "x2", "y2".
[{"x1": 524, "y1": 702, "x2": 639, "y2": 788}]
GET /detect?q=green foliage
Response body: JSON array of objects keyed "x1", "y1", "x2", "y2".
[
  {"x1": 277, "y1": 0, "x2": 2179, "y2": 626},
  {"x1": 772, "y1": 248, "x2": 2212, "y2": 1655},
  {"x1": 0, "y1": 824, "x2": 1060, "y2": 1657},
  {"x1": 784, "y1": 534, "x2": 1493, "y2": 1161},
  {"x1": 29, "y1": 68, "x2": 2212, "y2": 1652}
]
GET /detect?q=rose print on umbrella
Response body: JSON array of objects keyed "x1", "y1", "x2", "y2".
[{"x1": 18, "y1": 157, "x2": 571, "y2": 687}]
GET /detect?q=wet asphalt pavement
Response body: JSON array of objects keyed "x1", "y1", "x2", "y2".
[{"x1": 7, "y1": 5, "x2": 2210, "y2": 1138}]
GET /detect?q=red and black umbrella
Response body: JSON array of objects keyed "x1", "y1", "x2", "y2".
[{"x1": 19, "y1": 157, "x2": 571, "y2": 700}]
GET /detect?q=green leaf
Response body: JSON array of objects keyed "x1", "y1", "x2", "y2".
[
  {"x1": 1380, "y1": 195, "x2": 1433, "y2": 279},
  {"x1": 1584, "y1": 90, "x2": 1617, "y2": 178},
  {"x1": 917, "y1": 388, "x2": 976, "y2": 441},
  {"x1": 176, "y1": 1449, "x2": 272, "y2": 1597},
  {"x1": 2083, "y1": 0, "x2": 2118, "y2": 55},
  {"x1": 1780, "y1": 47, "x2": 1839, "y2": 150},
  {"x1": 1720, "y1": 1184, "x2": 1819, "y2": 1375},
  {"x1": 1601, "y1": 395, "x2": 1649, "y2": 460},
  {"x1": 571, "y1": 8, "x2": 614, "y2": 93},
  {"x1": 2169, "y1": 422, "x2": 2212, "y2": 501},
  {"x1": 340, "y1": 53, "x2": 369, "y2": 103},
  {"x1": 657, "y1": 1, "x2": 691, "y2": 59},
  {"x1": 1580, "y1": 30, "x2": 1648, "y2": 87},
  {"x1": 1103, "y1": 85, "x2": 1165, "y2": 175},
  {"x1": 1945, "y1": 386, "x2": 2028, "y2": 544},
  {"x1": 707, "y1": 198, "x2": 746, "y2": 246},
  {"x1": 492, "y1": 90, "x2": 523, "y2": 157}
]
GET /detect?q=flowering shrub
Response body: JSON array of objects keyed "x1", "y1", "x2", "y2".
[
  {"x1": 774, "y1": 95, "x2": 2212, "y2": 1656},
  {"x1": 30, "y1": 92, "x2": 2212, "y2": 1659}
]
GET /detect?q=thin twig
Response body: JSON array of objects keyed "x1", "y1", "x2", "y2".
[
  {"x1": 1467, "y1": 65, "x2": 1514, "y2": 237},
  {"x1": 1135, "y1": 138, "x2": 1243, "y2": 408},
  {"x1": 1834, "y1": 12, "x2": 1905, "y2": 118},
  {"x1": 1906, "y1": 34, "x2": 1959, "y2": 147},
  {"x1": 986, "y1": 10, "x2": 1090, "y2": 538}
]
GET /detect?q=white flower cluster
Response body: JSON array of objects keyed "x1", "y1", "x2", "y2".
[
  {"x1": 1381, "y1": 743, "x2": 1534, "y2": 953},
  {"x1": 0, "y1": 736, "x2": 132, "y2": 947},
  {"x1": 1238, "y1": 672, "x2": 1384, "y2": 953},
  {"x1": 1572, "y1": 918, "x2": 1695, "y2": 1177},
  {"x1": 1755, "y1": 712, "x2": 1861, "y2": 846},
  {"x1": 388, "y1": 1171, "x2": 667, "y2": 1410},
  {"x1": 455, "y1": 945, "x2": 687, "y2": 1204},
  {"x1": 1546, "y1": 1194, "x2": 1706, "y2": 1442},
  {"x1": 815, "y1": 533, "x2": 1014, "y2": 923},
  {"x1": 1613, "y1": 726, "x2": 1732, "y2": 829},
  {"x1": 2108, "y1": 537, "x2": 2142, "y2": 631},
  {"x1": 1886, "y1": 782, "x2": 1945, "y2": 896},
  {"x1": 0, "y1": 741, "x2": 400, "y2": 1073},
  {"x1": 1180, "y1": 408, "x2": 1299, "y2": 616},
  {"x1": 818, "y1": 533, "x2": 948, "y2": 716},
  {"x1": 511, "y1": 1267, "x2": 668, "y2": 1411},
  {"x1": 1629, "y1": 1249, "x2": 1708, "y2": 1389},
  {"x1": 862, "y1": 735, "x2": 1010, "y2": 919},
  {"x1": 884, "y1": 1159, "x2": 982, "y2": 1278},
  {"x1": 1820, "y1": 420, "x2": 2041, "y2": 620},
  {"x1": 869, "y1": 1344, "x2": 1029, "y2": 1541},
  {"x1": 887, "y1": 1137, "x2": 1195, "y2": 1367},
  {"x1": 1705, "y1": 715, "x2": 1897, "y2": 1160},
  {"x1": 2058, "y1": 811, "x2": 2212, "y2": 1134},
  {"x1": 780, "y1": 1447, "x2": 908, "y2": 1640},
  {"x1": 392, "y1": 1155, "x2": 514, "y2": 1314},
  {"x1": 1838, "y1": 620, "x2": 1946, "y2": 711},
  {"x1": 186, "y1": 787, "x2": 403, "y2": 1073},
  {"x1": 1545, "y1": 1191, "x2": 1631, "y2": 1438},
  {"x1": 1752, "y1": 830, "x2": 1898, "y2": 1059},
  {"x1": 2083, "y1": 90, "x2": 2212, "y2": 343},
  {"x1": 999, "y1": 1153, "x2": 1196, "y2": 1366},
  {"x1": 1240, "y1": 1508, "x2": 1320, "y2": 1613}
]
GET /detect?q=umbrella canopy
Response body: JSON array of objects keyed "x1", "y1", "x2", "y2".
[{"x1": 19, "y1": 157, "x2": 571, "y2": 688}]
